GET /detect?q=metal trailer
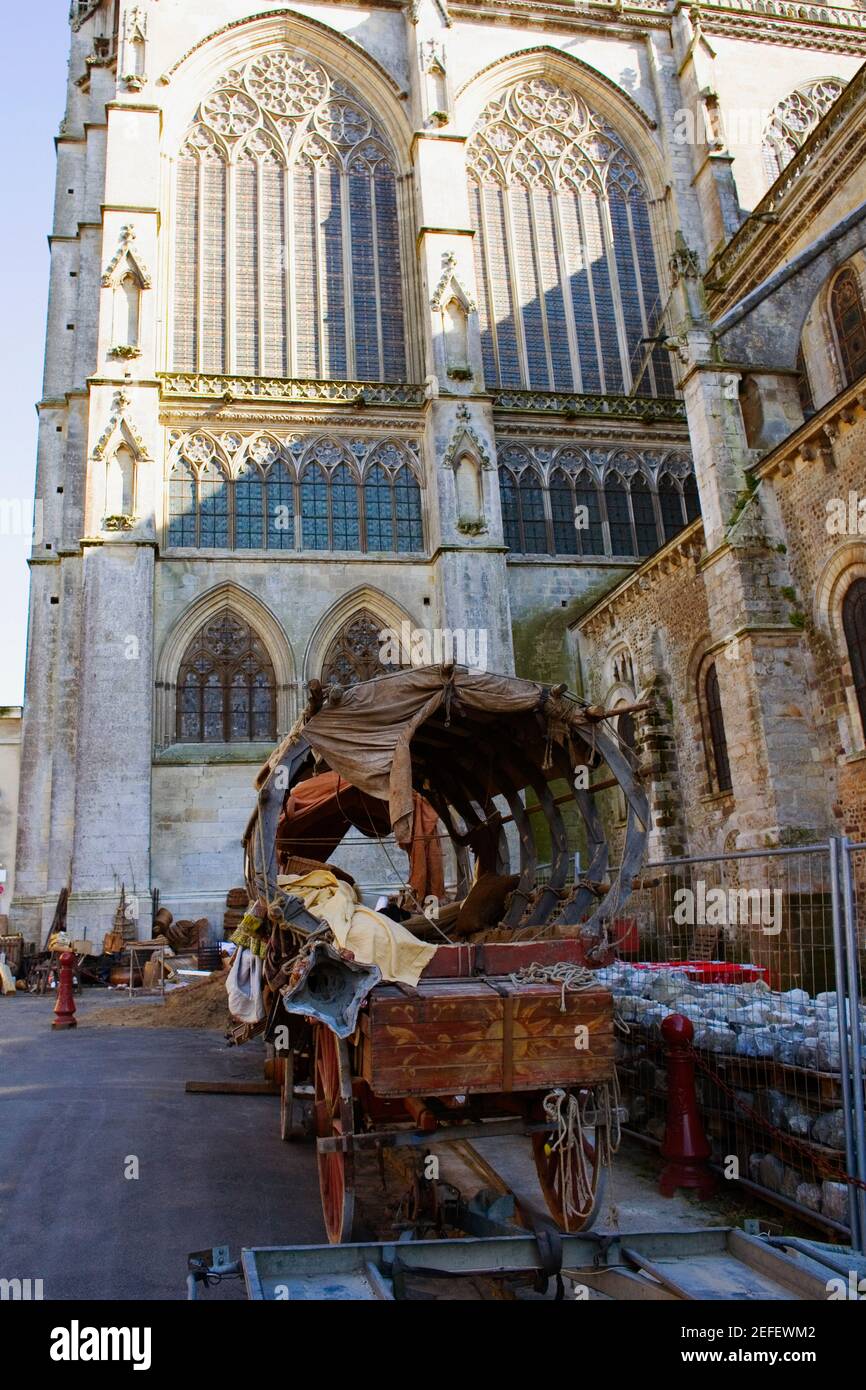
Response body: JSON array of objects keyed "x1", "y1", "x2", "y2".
[{"x1": 188, "y1": 1223, "x2": 866, "y2": 1301}]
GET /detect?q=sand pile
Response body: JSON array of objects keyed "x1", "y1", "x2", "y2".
[{"x1": 86, "y1": 972, "x2": 230, "y2": 1031}]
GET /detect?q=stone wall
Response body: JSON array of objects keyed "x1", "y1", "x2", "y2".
[{"x1": 0, "y1": 710, "x2": 22, "y2": 915}]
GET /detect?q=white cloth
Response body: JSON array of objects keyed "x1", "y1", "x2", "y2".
[{"x1": 226, "y1": 945, "x2": 265, "y2": 1022}]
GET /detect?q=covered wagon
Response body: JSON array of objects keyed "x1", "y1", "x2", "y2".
[{"x1": 241, "y1": 663, "x2": 649, "y2": 1242}]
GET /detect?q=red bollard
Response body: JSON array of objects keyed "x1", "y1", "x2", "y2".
[
  {"x1": 52, "y1": 951, "x2": 78, "y2": 1030},
  {"x1": 658, "y1": 1012, "x2": 715, "y2": 1198}
]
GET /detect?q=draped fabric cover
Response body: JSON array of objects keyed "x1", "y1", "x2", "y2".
[{"x1": 277, "y1": 770, "x2": 445, "y2": 902}]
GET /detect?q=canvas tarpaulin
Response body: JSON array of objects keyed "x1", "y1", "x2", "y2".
[
  {"x1": 300, "y1": 666, "x2": 547, "y2": 844},
  {"x1": 277, "y1": 769, "x2": 444, "y2": 902}
]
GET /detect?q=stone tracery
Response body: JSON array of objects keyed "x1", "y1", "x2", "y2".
[{"x1": 173, "y1": 49, "x2": 407, "y2": 383}]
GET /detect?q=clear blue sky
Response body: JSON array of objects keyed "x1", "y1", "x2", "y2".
[{"x1": 1, "y1": 4, "x2": 70, "y2": 706}]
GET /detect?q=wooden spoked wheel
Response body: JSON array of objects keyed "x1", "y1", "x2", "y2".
[
  {"x1": 314, "y1": 1024, "x2": 357, "y2": 1244},
  {"x1": 531, "y1": 1092, "x2": 607, "y2": 1233}
]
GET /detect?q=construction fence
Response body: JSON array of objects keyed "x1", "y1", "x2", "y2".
[{"x1": 588, "y1": 838, "x2": 866, "y2": 1250}]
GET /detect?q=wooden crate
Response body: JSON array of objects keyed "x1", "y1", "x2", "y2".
[{"x1": 359, "y1": 977, "x2": 615, "y2": 1098}]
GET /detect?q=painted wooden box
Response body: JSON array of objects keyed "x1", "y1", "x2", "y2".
[{"x1": 359, "y1": 977, "x2": 615, "y2": 1098}]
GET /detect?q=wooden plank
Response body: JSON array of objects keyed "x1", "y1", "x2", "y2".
[
  {"x1": 511, "y1": 1059, "x2": 616, "y2": 1086},
  {"x1": 185, "y1": 1081, "x2": 280, "y2": 1095},
  {"x1": 370, "y1": 1018, "x2": 505, "y2": 1043}
]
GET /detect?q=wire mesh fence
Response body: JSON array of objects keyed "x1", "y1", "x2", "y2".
[{"x1": 586, "y1": 841, "x2": 866, "y2": 1245}]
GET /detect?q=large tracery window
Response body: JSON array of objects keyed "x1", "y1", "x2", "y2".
[
  {"x1": 467, "y1": 77, "x2": 673, "y2": 398},
  {"x1": 176, "y1": 609, "x2": 276, "y2": 744},
  {"x1": 830, "y1": 267, "x2": 866, "y2": 387},
  {"x1": 167, "y1": 435, "x2": 424, "y2": 554},
  {"x1": 172, "y1": 50, "x2": 407, "y2": 382},
  {"x1": 499, "y1": 448, "x2": 697, "y2": 558},
  {"x1": 761, "y1": 78, "x2": 845, "y2": 183}
]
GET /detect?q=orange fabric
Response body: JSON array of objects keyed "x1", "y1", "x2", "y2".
[{"x1": 277, "y1": 770, "x2": 444, "y2": 903}]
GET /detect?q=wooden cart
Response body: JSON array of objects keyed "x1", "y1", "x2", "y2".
[
  {"x1": 245, "y1": 665, "x2": 648, "y2": 1243},
  {"x1": 301, "y1": 940, "x2": 617, "y2": 1243}
]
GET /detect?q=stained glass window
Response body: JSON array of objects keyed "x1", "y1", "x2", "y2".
[
  {"x1": 467, "y1": 77, "x2": 669, "y2": 397},
  {"x1": 830, "y1": 268, "x2": 866, "y2": 386},
  {"x1": 843, "y1": 578, "x2": 866, "y2": 740},
  {"x1": 173, "y1": 51, "x2": 407, "y2": 383},
  {"x1": 167, "y1": 441, "x2": 423, "y2": 553},
  {"x1": 321, "y1": 611, "x2": 397, "y2": 687},
  {"x1": 704, "y1": 661, "x2": 732, "y2": 793},
  {"x1": 176, "y1": 609, "x2": 275, "y2": 744}
]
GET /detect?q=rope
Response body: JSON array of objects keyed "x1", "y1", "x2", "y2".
[
  {"x1": 541, "y1": 1075, "x2": 622, "y2": 1222},
  {"x1": 509, "y1": 960, "x2": 599, "y2": 1012}
]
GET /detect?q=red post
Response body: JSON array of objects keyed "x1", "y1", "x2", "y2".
[
  {"x1": 52, "y1": 951, "x2": 78, "y2": 1030},
  {"x1": 659, "y1": 1012, "x2": 715, "y2": 1198}
]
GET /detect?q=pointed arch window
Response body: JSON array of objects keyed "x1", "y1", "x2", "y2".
[
  {"x1": 467, "y1": 76, "x2": 672, "y2": 398},
  {"x1": 176, "y1": 609, "x2": 276, "y2": 744},
  {"x1": 761, "y1": 78, "x2": 845, "y2": 184},
  {"x1": 321, "y1": 610, "x2": 398, "y2": 687},
  {"x1": 843, "y1": 578, "x2": 866, "y2": 739},
  {"x1": 703, "y1": 661, "x2": 732, "y2": 794},
  {"x1": 830, "y1": 268, "x2": 866, "y2": 387},
  {"x1": 172, "y1": 50, "x2": 407, "y2": 382}
]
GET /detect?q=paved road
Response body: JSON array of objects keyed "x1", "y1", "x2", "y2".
[{"x1": 0, "y1": 994, "x2": 324, "y2": 1300}]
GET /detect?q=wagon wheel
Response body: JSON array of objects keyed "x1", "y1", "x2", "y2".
[
  {"x1": 279, "y1": 1048, "x2": 307, "y2": 1141},
  {"x1": 531, "y1": 1091, "x2": 608, "y2": 1233},
  {"x1": 314, "y1": 1024, "x2": 358, "y2": 1244}
]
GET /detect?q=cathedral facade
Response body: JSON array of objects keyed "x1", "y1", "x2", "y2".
[{"x1": 12, "y1": 0, "x2": 866, "y2": 943}]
